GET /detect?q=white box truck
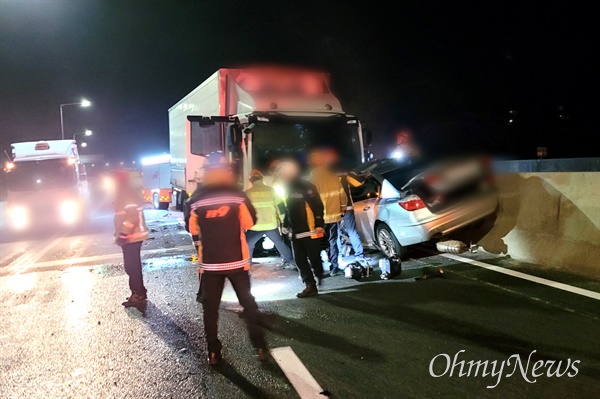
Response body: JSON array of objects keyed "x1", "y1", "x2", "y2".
[
  {"x1": 168, "y1": 67, "x2": 372, "y2": 209},
  {"x1": 3, "y1": 140, "x2": 89, "y2": 230}
]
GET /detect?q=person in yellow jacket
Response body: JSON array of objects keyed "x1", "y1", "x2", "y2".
[
  {"x1": 245, "y1": 170, "x2": 295, "y2": 270},
  {"x1": 309, "y1": 150, "x2": 348, "y2": 276},
  {"x1": 113, "y1": 169, "x2": 149, "y2": 309}
]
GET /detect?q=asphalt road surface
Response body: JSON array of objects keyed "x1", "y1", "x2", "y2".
[{"x1": 1, "y1": 209, "x2": 599, "y2": 399}]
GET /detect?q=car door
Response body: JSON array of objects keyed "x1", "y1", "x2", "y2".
[{"x1": 351, "y1": 176, "x2": 381, "y2": 247}]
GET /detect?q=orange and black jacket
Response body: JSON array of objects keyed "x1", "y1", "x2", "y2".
[
  {"x1": 284, "y1": 178, "x2": 325, "y2": 240},
  {"x1": 189, "y1": 185, "x2": 257, "y2": 273}
]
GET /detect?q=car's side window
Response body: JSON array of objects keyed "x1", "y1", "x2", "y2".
[{"x1": 351, "y1": 176, "x2": 380, "y2": 202}]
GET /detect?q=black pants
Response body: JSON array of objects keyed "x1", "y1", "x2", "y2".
[
  {"x1": 324, "y1": 222, "x2": 340, "y2": 270},
  {"x1": 292, "y1": 237, "x2": 324, "y2": 285},
  {"x1": 122, "y1": 241, "x2": 146, "y2": 296},
  {"x1": 201, "y1": 270, "x2": 266, "y2": 353}
]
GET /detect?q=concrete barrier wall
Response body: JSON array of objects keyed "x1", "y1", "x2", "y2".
[{"x1": 478, "y1": 172, "x2": 600, "y2": 278}]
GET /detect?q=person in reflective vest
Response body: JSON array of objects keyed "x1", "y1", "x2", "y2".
[
  {"x1": 113, "y1": 169, "x2": 149, "y2": 309},
  {"x1": 323, "y1": 148, "x2": 368, "y2": 265},
  {"x1": 309, "y1": 150, "x2": 348, "y2": 276},
  {"x1": 277, "y1": 160, "x2": 325, "y2": 298},
  {"x1": 245, "y1": 169, "x2": 295, "y2": 270}
]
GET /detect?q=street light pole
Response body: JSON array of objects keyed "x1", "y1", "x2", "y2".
[
  {"x1": 60, "y1": 105, "x2": 65, "y2": 140},
  {"x1": 59, "y1": 99, "x2": 92, "y2": 140}
]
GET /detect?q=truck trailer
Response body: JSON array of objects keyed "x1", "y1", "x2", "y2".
[
  {"x1": 168, "y1": 66, "x2": 372, "y2": 209},
  {"x1": 4, "y1": 140, "x2": 89, "y2": 230}
]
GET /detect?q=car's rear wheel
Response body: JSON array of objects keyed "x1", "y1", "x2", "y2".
[{"x1": 376, "y1": 224, "x2": 409, "y2": 259}]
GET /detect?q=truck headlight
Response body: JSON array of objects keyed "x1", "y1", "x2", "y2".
[
  {"x1": 8, "y1": 206, "x2": 29, "y2": 230},
  {"x1": 60, "y1": 200, "x2": 80, "y2": 225},
  {"x1": 102, "y1": 176, "x2": 115, "y2": 193}
]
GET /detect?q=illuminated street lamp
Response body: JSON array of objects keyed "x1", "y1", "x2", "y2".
[
  {"x1": 81, "y1": 142, "x2": 88, "y2": 148},
  {"x1": 73, "y1": 129, "x2": 93, "y2": 140},
  {"x1": 60, "y1": 99, "x2": 92, "y2": 140}
]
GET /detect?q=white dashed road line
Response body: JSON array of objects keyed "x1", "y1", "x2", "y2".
[
  {"x1": 2, "y1": 245, "x2": 193, "y2": 275},
  {"x1": 271, "y1": 346, "x2": 326, "y2": 399},
  {"x1": 442, "y1": 253, "x2": 600, "y2": 301}
]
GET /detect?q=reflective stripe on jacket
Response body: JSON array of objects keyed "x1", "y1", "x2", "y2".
[
  {"x1": 335, "y1": 169, "x2": 354, "y2": 210},
  {"x1": 311, "y1": 166, "x2": 348, "y2": 224},
  {"x1": 114, "y1": 190, "x2": 148, "y2": 243},
  {"x1": 284, "y1": 179, "x2": 325, "y2": 240},
  {"x1": 245, "y1": 180, "x2": 284, "y2": 231},
  {"x1": 189, "y1": 185, "x2": 257, "y2": 273}
]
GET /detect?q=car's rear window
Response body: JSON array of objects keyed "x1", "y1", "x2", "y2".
[{"x1": 381, "y1": 162, "x2": 427, "y2": 190}]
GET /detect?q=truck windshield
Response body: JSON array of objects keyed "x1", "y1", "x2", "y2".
[
  {"x1": 6, "y1": 159, "x2": 77, "y2": 192},
  {"x1": 252, "y1": 119, "x2": 362, "y2": 171}
]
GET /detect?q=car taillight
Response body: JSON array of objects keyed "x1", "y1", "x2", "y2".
[{"x1": 399, "y1": 195, "x2": 426, "y2": 211}]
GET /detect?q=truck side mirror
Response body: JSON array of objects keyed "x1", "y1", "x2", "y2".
[{"x1": 228, "y1": 124, "x2": 243, "y2": 148}]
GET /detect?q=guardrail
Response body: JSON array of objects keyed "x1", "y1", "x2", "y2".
[{"x1": 493, "y1": 157, "x2": 600, "y2": 173}]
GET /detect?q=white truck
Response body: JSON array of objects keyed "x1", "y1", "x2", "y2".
[
  {"x1": 4, "y1": 140, "x2": 89, "y2": 230},
  {"x1": 168, "y1": 67, "x2": 372, "y2": 209}
]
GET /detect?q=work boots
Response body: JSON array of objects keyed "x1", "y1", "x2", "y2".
[
  {"x1": 296, "y1": 283, "x2": 318, "y2": 298},
  {"x1": 257, "y1": 347, "x2": 271, "y2": 362},
  {"x1": 208, "y1": 351, "x2": 222, "y2": 365},
  {"x1": 122, "y1": 293, "x2": 147, "y2": 308}
]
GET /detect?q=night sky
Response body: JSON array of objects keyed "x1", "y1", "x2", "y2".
[{"x1": 0, "y1": 1, "x2": 594, "y2": 164}]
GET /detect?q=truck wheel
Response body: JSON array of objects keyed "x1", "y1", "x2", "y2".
[{"x1": 376, "y1": 224, "x2": 409, "y2": 260}]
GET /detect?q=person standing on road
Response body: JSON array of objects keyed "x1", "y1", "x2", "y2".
[
  {"x1": 184, "y1": 160, "x2": 210, "y2": 303},
  {"x1": 323, "y1": 148, "x2": 368, "y2": 264},
  {"x1": 245, "y1": 169, "x2": 295, "y2": 270},
  {"x1": 113, "y1": 169, "x2": 149, "y2": 308},
  {"x1": 310, "y1": 150, "x2": 348, "y2": 276},
  {"x1": 277, "y1": 160, "x2": 326, "y2": 298},
  {"x1": 188, "y1": 154, "x2": 268, "y2": 365},
  {"x1": 184, "y1": 183, "x2": 204, "y2": 302}
]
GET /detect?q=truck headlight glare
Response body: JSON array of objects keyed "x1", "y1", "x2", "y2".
[
  {"x1": 8, "y1": 206, "x2": 29, "y2": 230},
  {"x1": 60, "y1": 200, "x2": 80, "y2": 224}
]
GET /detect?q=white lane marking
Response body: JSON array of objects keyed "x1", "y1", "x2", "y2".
[
  {"x1": 8, "y1": 235, "x2": 64, "y2": 273},
  {"x1": 271, "y1": 346, "x2": 325, "y2": 399},
  {"x1": 6, "y1": 245, "x2": 193, "y2": 271},
  {"x1": 441, "y1": 254, "x2": 600, "y2": 301}
]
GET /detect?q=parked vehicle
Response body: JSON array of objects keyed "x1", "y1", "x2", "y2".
[
  {"x1": 3, "y1": 140, "x2": 89, "y2": 230},
  {"x1": 141, "y1": 154, "x2": 171, "y2": 209},
  {"x1": 168, "y1": 66, "x2": 372, "y2": 209},
  {"x1": 348, "y1": 156, "x2": 498, "y2": 259}
]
